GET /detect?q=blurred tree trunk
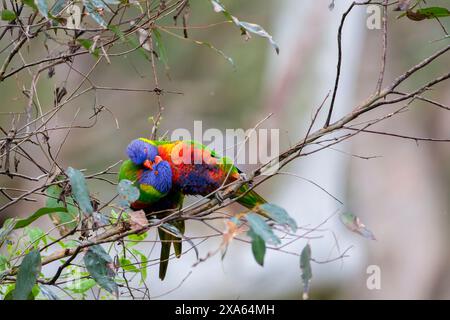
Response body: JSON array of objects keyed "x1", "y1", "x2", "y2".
[
  {"x1": 263, "y1": 0, "x2": 367, "y2": 294},
  {"x1": 345, "y1": 11, "x2": 450, "y2": 299},
  {"x1": 265, "y1": 0, "x2": 450, "y2": 299}
]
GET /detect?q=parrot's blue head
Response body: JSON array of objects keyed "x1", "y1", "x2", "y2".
[
  {"x1": 127, "y1": 139, "x2": 158, "y2": 166},
  {"x1": 139, "y1": 159, "x2": 173, "y2": 194},
  {"x1": 127, "y1": 138, "x2": 173, "y2": 196}
]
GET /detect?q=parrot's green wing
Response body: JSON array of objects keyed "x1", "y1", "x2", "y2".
[
  {"x1": 118, "y1": 159, "x2": 139, "y2": 182},
  {"x1": 235, "y1": 183, "x2": 267, "y2": 210}
]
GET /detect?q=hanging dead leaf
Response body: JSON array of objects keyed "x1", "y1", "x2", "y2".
[
  {"x1": 129, "y1": 210, "x2": 148, "y2": 232},
  {"x1": 136, "y1": 27, "x2": 151, "y2": 51},
  {"x1": 405, "y1": 10, "x2": 427, "y2": 21},
  {"x1": 221, "y1": 217, "x2": 247, "y2": 249}
]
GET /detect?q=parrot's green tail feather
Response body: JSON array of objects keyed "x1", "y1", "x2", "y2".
[
  {"x1": 236, "y1": 184, "x2": 267, "y2": 210},
  {"x1": 172, "y1": 220, "x2": 185, "y2": 258},
  {"x1": 158, "y1": 227, "x2": 171, "y2": 281},
  {"x1": 157, "y1": 220, "x2": 185, "y2": 280}
]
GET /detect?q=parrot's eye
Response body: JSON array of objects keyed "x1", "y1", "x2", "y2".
[{"x1": 127, "y1": 139, "x2": 157, "y2": 165}]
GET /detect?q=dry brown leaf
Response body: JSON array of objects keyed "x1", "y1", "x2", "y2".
[
  {"x1": 129, "y1": 210, "x2": 148, "y2": 232},
  {"x1": 221, "y1": 219, "x2": 247, "y2": 248}
]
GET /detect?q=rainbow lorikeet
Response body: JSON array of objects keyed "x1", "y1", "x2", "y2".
[{"x1": 118, "y1": 138, "x2": 266, "y2": 280}]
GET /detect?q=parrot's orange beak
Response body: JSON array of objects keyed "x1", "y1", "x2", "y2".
[
  {"x1": 154, "y1": 155, "x2": 162, "y2": 165},
  {"x1": 143, "y1": 159, "x2": 153, "y2": 170}
]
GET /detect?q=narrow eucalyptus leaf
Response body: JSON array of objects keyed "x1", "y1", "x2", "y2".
[
  {"x1": 13, "y1": 250, "x2": 41, "y2": 300},
  {"x1": 300, "y1": 244, "x2": 312, "y2": 299},
  {"x1": 248, "y1": 229, "x2": 266, "y2": 266},
  {"x1": 67, "y1": 167, "x2": 94, "y2": 215},
  {"x1": 35, "y1": 0, "x2": 49, "y2": 19},
  {"x1": 83, "y1": 245, "x2": 118, "y2": 295},
  {"x1": 258, "y1": 203, "x2": 297, "y2": 232},
  {"x1": 14, "y1": 207, "x2": 68, "y2": 229},
  {"x1": 246, "y1": 213, "x2": 281, "y2": 245},
  {"x1": 1, "y1": 10, "x2": 16, "y2": 21}
]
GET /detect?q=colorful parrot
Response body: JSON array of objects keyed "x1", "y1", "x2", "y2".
[{"x1": 118, "y1": 138, "x2": 266, "y2": 280}]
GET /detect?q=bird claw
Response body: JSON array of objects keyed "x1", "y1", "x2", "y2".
[
  {"x1": 239, "y1": 172, "x2": 253, "y2": 187},
  {"x1": 215, "y1": 191, "x2": 224, "y2": 204}
]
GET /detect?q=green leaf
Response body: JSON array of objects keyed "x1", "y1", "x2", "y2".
[
  {"x1": 50, "y1": 0, "x2": 67, "y2": 16},
  {"x1": 246, "y1": 213, "x2": 281, "y2": 245},
  {"x1": 66, "y1": 167, "x2": 94, "y2": 215},
  {"x1": 210, "y1": 0, "x2": 279, "y2": 54},
  {"x1": 126, "y1": 232, "x2": 147, "y2": 247},
  {"x1": 89, "y1": 0, "x2": 107, "y2": 9},
  {"x1": 109, "y1": 25, "x2": 149, "y2": 60},
  {"x1": 152, "y1": 28, "x2": 169, "y2": 70},
  {"x1": 83, "y1": 245, "x2": 118, "y2": 295},
  {"x1": 26, "y1": 227, "x2": 47, "y2": 248},
  {"x1": 416, "y1": 7, "x2": 450, "y2": 18},
  {"x1": 2, "y1": 284, "x2": 15, "y2": 300},
  {"x1": 0, "y1": 255, "x2": 8, "y2": 272},
  {"x1": 35, "y1": 0, "x2": 49, "y2": 19},
  {"x1": 66, "y1": 278, "x2": 96, "y2": 293},
  {"x1": 404, "y1": 7, "x2": 450, "y2": 21},
  {"x1": 0, "y1": 218, "x2": 17, "y2": 248},
  {"x1": 248, "y1": 229, "x2": 266, "y2": 266},
  {"x1": 119, "y1": 257, "x2": 139, "y2": 273},
  {"x1": 83, "y1": 0, "x2": 107, "y2": 28},
  {"x1": 46, "y1": 184, "x2": 80, "y2": 236},
  {"x1": 109, "y1": 25, "x2": 126, "y2": 42},
  {"x1": 31, "y1": 284, "x2": 40, "y2": 299},
  {"x1": 340, "y1": 212, "x2": 376, "y2": 240},
  {"x1": 1, "y1": 10, "x2": 17, "y2": 21},
  {"x1": 300, "y1": 243, "x2": 312, "y2": 299},
  {"x1": 60, "y1": 240, "x2": 79, "y2": 249},
  {"x1": 131, "y1": 249, "x2": 148, "y2": 283},
  {"x1": 48, "y1": 0, "x2": 70, "y2": 26},
  {"x1": 238, "y1": 21, "x2": 279, "y2": 54},
  {"x1": 127, "y1": 232, "x2": 147, "y2": 241},
  {"x1": 257, "y1": 203, "x2": 297, "y2": 232},
  {"x1": 13, "y1": 207, "x2": 68, "y2": 230},
  {"x1": 117, "y1": 179, "x2": 140, "y2": 208},
  {"x1": 22, "y1": 0, "x2": 37, "y2": 10},
  {"x1": 77, "y1": 38, "x2": 100, "y2": 59},
  {"x1": 12, "y1": 250, "x2": 41, "y2": 300}
]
